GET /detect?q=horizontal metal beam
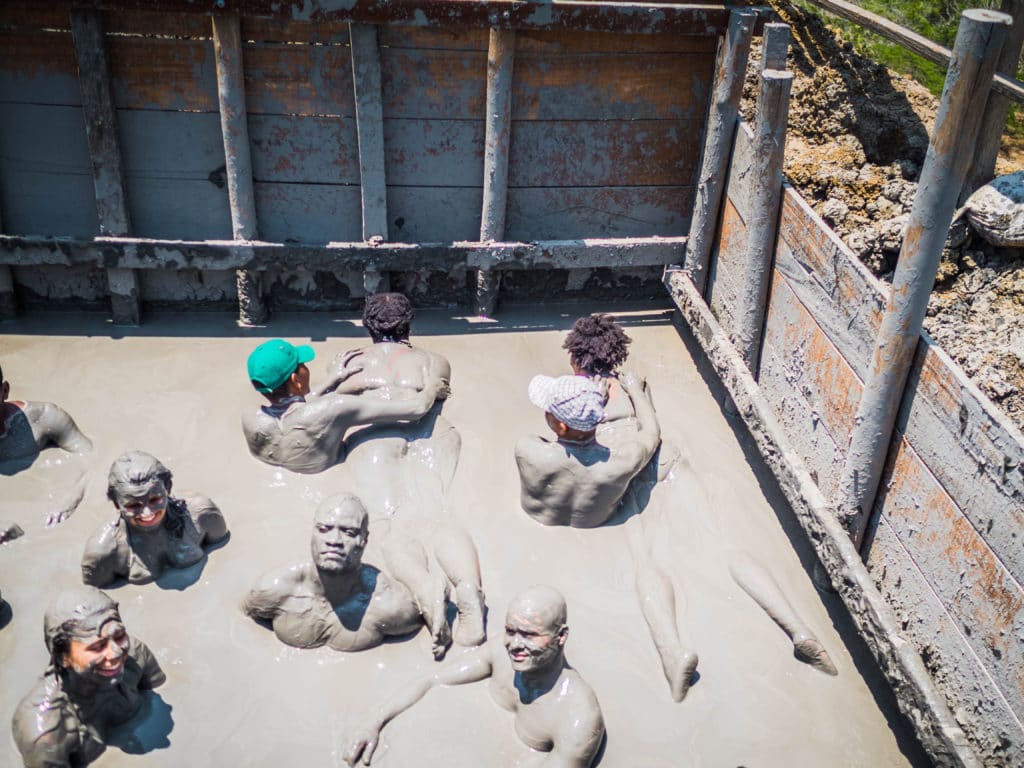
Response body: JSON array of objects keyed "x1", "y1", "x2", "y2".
[
  {"x1": 61, "y1": 1, "x2": 743, "y2": 34},
  {"x1": 0, "y1": 234, "x2": 687, "y2": 273}
]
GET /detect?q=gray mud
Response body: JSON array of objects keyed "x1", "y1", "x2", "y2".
[{"x1": 0, "y1": 306, "x2": 922, "y2": 767}]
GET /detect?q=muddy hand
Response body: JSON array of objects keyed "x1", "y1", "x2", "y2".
[
  {"x1": 344, "y1": 722, "x2": 383, "y2": 766},
  {"x1": 320, "y1": 350, "x2": 366, "y2": 395},
  {"x1": 46, "y1": 482, "x2": 85, "y2": 526}
]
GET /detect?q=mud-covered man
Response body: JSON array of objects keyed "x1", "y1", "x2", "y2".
[
  {"x1": 0, "y1": 362, "x2": 93, "y2": 463},
  {"x1": 81, "y1": 451, "x2": 229, "y2": 586},
  {"x1": 242, "y1": 494, "x2": 433, "y2": 654},
  {"x1": 514, "y1": 372, "x2": 660, "y2": 529},
  {"x1": 11, "y1": 586, "x2": 165, "y2": 768},
  {"x1": 242, "y1": 336, "x2": 446, "y2": 474},
  {"x1": 345, "y1": 585, "x2": 604, "y2": 767}
]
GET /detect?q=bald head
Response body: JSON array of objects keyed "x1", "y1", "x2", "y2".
[
  {"x1": 314, "y1": 493, "x2": 368, "y2": 530},
  {"x1": 506, "y1": 585, "x2": 568, "y2": 632},
  {"x1": 504, "y1": 585, "x2": 570, "y2": 674}
]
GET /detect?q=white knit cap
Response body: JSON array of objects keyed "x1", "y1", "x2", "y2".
[{"x1": 528, "y1": 374, "x2": 605, "y2": 431}]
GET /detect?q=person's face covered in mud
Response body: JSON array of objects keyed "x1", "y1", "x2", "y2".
[
  {"x1": 63, "y1": 618, "x2": 131, "y2": 684},
  {"x1": 107, "y1": 451, "x2": 173, "y2": 531},
  {"x1": 310, "y1": 496, "x2": 368, "y2": 574},
  {"x1": 503, "y1": 590, "x2": 568, "y2": 675}
]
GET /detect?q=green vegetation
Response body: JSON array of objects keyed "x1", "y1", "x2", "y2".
[{"x1": 794, "y1": 0, "x2": 1024, "y2": 136}]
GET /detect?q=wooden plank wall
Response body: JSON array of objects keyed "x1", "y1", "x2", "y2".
[
  {"x1": 0, "y1": 1, "x2": 713, "y2": 308},
  {"x1": 707, "y1": 121, "x2": 1024, "y2": 765}
]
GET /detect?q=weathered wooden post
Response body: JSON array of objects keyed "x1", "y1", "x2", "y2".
[
  {"x1": 836, "y1": 9, "x2": 1011, "y2": 549},
  {"x1": 684, "y1": 8, "x2": 756, "y2": 294},
  {"x1": 70, "y1": 8, "x2": 141, "y2": 326},
  {"x1": 733, "y1": 25, "x2": 792, "y2": 371},
  {"x1": 475, "y1": 28, "x2": 515, "y2": 317},
  {"x1": 350, "y1": 23, "x2": 390, "y2": 295},
  {"x1": 212, "y1": 13, "x2": 268, "y2": 326},
  {"x1": 962, "y1": 0, "x2": 1024, "y2": 202}
]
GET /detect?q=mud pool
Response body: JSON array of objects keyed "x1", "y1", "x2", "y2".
[{"x1": 0, "y1": 305, "x2": 926, "y2": 767}]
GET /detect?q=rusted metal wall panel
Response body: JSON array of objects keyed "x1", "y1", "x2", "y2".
[
  {"x1": 705, "y1": 196, "x2": 745, "y2": 335},
  {"x1": 866, "y1": 516, "x2": 1024, "y2": 765},
  {"x1": 774, "y1": 188, "x2": 885, "y2": 377},
  {"x1": 870, "y1": 433, "x2": 1024, "y2": 733},
  {"x1": 759, "y1": 270, "x2": 863, "y2": 498},
  {"x1": 705, "y1": 116, "x2": 1024, "y2": 758},
  {"x1": 899, "y1": 339, "x2": 1024, "y2": 577},
  {"x1": 506, "y1": 187, "x2": 691, "y2": 240},
  {"x1": 0, "y1": 104, "x2": 97, "y2": 237},
  {"x1": 0, "y1": 3, "x2": 713, "y2": 306}
]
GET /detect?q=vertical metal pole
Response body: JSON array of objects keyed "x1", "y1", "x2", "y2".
[
  {"x1": 476, "y1": 28, "x2": 515, "y2": 317},
  {"x1": 836, "y1": 9, "x2": 1011, "y2": 549},
  {"x1": 761, "y1": 22, "x2": 791, "y2": 72},
  {"x1": 350, "y1": 23, "x2": 390, "y2": 295},
  {"x1": 70, "y1": 8, "x2": 141, "y2": 326},
  {"x1": 733, "y1": 66, "x2": 792, "y2": 371},
  {"x1": 213, "y1": 13, "x2": 267, "y2": 326},
  {"x1": 962, "y1": 0, "x2": 1024, "y2": 202},
  {"x1": 683, "y1": 9, "x2": 756, "y2": 294}
]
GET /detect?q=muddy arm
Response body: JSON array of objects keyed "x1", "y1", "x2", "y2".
[
  {"x1": 618, "y1": 372, "x2": 661, "y2": 463},
  {"x1": 241, "y1": 570, "x2": 289, "y2": 622},
  {"x1": 81, "y1": 524, "x2": 129, "y2": 587},
  {"x1": 537, "y1": 693, "x2": 604, "y2": 768},
  {"x1": 186, "y1": 495, "x2": 228, "y2": 545},
  {"x1": 34, "y1": 403, "x2": 92, "y2": 454},
  {"x1": 15, "y1": 725, "x2": 78, "y2": 768},
  {"x1": 325, "y1": 378, "x2": 444, "y2": 429},
  {"x1": 131, "y1": 637, "x2": 167, "y2": 689},
  {"x1": 344, "y1": 645, "x2": 494, "y2": 766}
]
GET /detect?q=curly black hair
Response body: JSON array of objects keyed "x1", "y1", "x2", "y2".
[
  {"x1": 562, "y1": 315, "x2": 631, "y2": 375},
  {"x1": 363, "y1": 292, "x2": 414, "y2": 342}
]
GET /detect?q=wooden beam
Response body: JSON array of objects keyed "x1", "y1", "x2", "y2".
[
  {"x1": 212, "y1": 12, "x2": 268, "y2": 326},
  {"x1": 835, "y1": 9, "x2": 1011, "y2": 549},
  {"x1": 761, "y1": 22, "x2": 790, "y2": 71},
  {"x1": 476, "y1": 28, "x2": 515, "y2": 317},
  {"x1": 804, "y1": 0, "x2": 1024, "y2": 104},
  {"x1": 349, "y1": 23, "x2": 390, "y2": 295},
  {"x1": 663, "y1": 269, "x2": 982, "y2": 768},
  {"x1": 734, "y1": 66, "x2": 792, "y2": 371},
  {"x1": 62, "y1": 1, "x2": 738, "y2": 35},
  {"x1": 0, "y1": 234, "x2": 687, "y2": 272},
  {"x1": 69, "y1": 8, "x2": 141, "y2": 326},
  {"x1": 963, "y1": 0, "x2": 1024, "y2": 201},
  {"x1": 684, "y1": 9, "x2": 756, "y2": 294}
]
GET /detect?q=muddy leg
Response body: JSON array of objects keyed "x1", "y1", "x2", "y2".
[
  {"x1": 382, "y1": 528, "x2": 451, "y2": 659},
  {"x1": 431, "y1": 520, "x2": 486, "y2": 647},
  {"x1": 627, "y1": 517, "x2": 698, "y2": 702},
  {"x1": 729, "y1": 552, "x2": 837, "y2": 675}
]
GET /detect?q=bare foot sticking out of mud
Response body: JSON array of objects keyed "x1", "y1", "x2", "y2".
[
  {"x1": 664, "y1": 650, "x2": 700, "y2": 703},
  {"x1": 452, "y1": 583, "x2": 486, "y2": 647},
  {"x1": 794, "y1": 633, "x2": 838, "y2": 676}
]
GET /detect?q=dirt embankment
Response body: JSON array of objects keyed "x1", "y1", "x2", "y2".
[{"x1": 747, "y1": 1, "x2": 1024, "y2": 428}]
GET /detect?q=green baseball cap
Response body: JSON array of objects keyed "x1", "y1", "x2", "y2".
[{"x1": 247, "y1": 339, "x2": 315, "y2": 394}]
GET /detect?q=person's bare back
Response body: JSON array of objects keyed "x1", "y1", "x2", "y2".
[{"x1": 515, "y1": 372, "x2": 660, "y2": 529}]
